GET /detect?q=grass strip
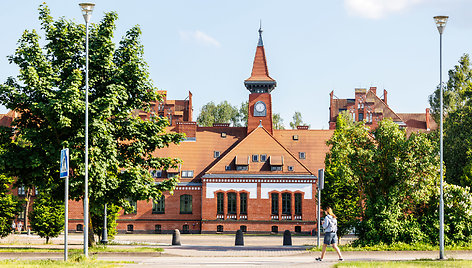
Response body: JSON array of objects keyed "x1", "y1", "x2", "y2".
[
  {"x1": 335, "y1": 259, "x2": 472, "y2": 267},
  {"x1": 308, "y1": 242, "x2": 472, "y2": 252},
  {"x1": 0, "y1": 246, "x2": 163, "y2": 253}
]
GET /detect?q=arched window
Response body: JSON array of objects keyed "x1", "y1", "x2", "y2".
[
  {"x1": 227, "y1": 192, "x2": 237, "y2": 214},
  {"x1": 217, "y1": 193, "x2": 224, "y2": 214},
  {"x1": 282, "y1": 193, "x2": 291, "y2": 215}
]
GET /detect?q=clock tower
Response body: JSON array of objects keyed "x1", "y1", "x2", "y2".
[{"x1": 245, "y1": 27, "x2": 277, "y2": 135}]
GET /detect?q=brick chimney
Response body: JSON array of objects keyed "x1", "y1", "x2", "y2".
[
  {"x1": 426, "y1": 108, "x2": 430, "y2": 130},
  {"x1": 383, "y1": 89, "x2": 388, "y2": 104},
  {"x1": 370, "y1": 87, "x2": 377, "y2": 95}
]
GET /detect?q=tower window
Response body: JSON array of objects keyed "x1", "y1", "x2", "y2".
[
  {"x1": 225, "y1": 165, "x2": 231, "y2": 171},
  {"x1": 292, "y1": 135, "x2": 299, "y2": 141}
]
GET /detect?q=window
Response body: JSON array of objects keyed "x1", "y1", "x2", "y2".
[
  {"x1": 236, "y1": 165, "x2": 248, "y2": 171},
  {"x1": 295, "y1": 193, "x2": 302, "y2": 215},
  {"x1": 152, "y1": 196, "x2": 165, "y2": 214},
  {"x1": 225, "y1": 165, "x2": 231, "y2": 171},
  {"x1": 181, "y1": 170, "x2": 194, "y2": 178},
  {"x1": 127, "y1": 224, "x2": 134, "y2": 232},
  {"x1": 288, "y1": 166, "x2": 294, "y2": 171},
  {"x1": 217, "y1": 193, "x2": 224, "y2": 214},
  {"x1": 271, "y1": 166, "x2": 282, "y2": 171},
  {"x1": 260, "y1": 154, "x2": 267, "y2": 162},
  {"x1": 180, "y1": 194, "x2": 192, "y2": 214},
  {"x1": 282, "y1": 193, "x2": 291, "y2": 215},
  {"x1": 292, "y1": 135, "x2": 299, "y2": 141},
  {"x1": 227, "y1": 192, "x2": 237, "y2": 215},
  {"x1": 167, "y1": 172, "x2": 178, "y2": 178},
  {"x1": 217, "y1": 225, "x2": 224, "y2": 233},
  {"x1": 76, "y1": 224, "x2": 83, "y2": 232},
  {"x1": 18, "y1": 185, "x2": 25, "y2": 196},
  {"x1": 240, "y1": 193, "x2": 247, "y2": 215},
  {"x1": 125, "y1": 198, "x2": 137, "y2": 214},
  {"x1": 271, "y1": 193, "x2": 279, "y2": 215},
  {"x1": 221, "y1": 132, "x2": 227, "y2": 138},
  {"x1": 299, "y1": 152, "x2": 306, "y2": 159},
  {"x1": 150, "y1": 170, "x2": 162, "y2": 178},
  {"x1": 295, "y1": 226, "x2": 302, "y2": 233},
  {"x1": 358, "y1": 113, "x2": 364, "y2": 121},
  {"x1": 155, "y1": 224, "x2": 162, "y2": 234},
  {"x1": 214, "y1": 151, "x2": 220, "y2": 158},
  {"x1": 252, "y1": 154, "x2": 259, "y2": 162},
  {"x1": 271, "y1": 226, "x2": 278, "y2": 233},
  {"x1": 240, "y1": 225, "x2": 247, "y2": 233},
  {"x1": 182, "y1": 224, "x2": 189, "y2": 234}
]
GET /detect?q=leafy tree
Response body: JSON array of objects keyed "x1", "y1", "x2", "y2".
[
  {"x1": 197, "y1": 101, "x2": 240, "y2": 127},
  {"x1": 0, "y1": 175, "x2": 23, "y2": 237},
  {"x1": 272, "y1": 113, "x2": 285, "y2": 130},
  {"x1": 238, "y1": 101, "x2": 248, "y2": 127},
  {"x1": 429, "y1": 54, "x2": 472, "y2": 122},
  {"x1": 0, "y1": 5, "x2": 183, "y2": 245},
  {"x1": 29, "y1": 193, "x2": 64, "y2": 243},
  {"x1": 323, "y1": 111, "x2": 373, "y2": 240},
  {"x1": 289, "y1": 111, "x2": 310, "y2": 129}
]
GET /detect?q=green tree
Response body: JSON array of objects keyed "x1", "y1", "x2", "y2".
[
  {"x1": 29, "y1": 193, "x2": 64, "y2": 243},
  {"x1": 0, "y1": 5, "x2": 183, "y2": 245},
  {"x1": 238, "y1": 101, "x2": 248, "y2": 127},
  {"x1": 197, "y1": 101, "x2": 240, "y2": 127},
  {"x1": 323, "y1": 111, "x2": 373, "y2": 240},
  {"x1": 272, "y1": 113, "x2": 285, "y2": 130},
  {"x1": 0, "y1": 175, "x2": 23, "y2": 237},
  {"x1": 289, "y1": 111, "x2": 310, "y2": 129},
  {"x1": 91, "y1": 204, "x2": 120, "y2": 242},
  {"x1": 429, "y1": 54, "x2": 472, "y2": 122}
]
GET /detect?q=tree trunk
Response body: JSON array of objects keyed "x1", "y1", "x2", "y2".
[
  {"x1": 88, "y1": 216, "x2": 95, "y2": 247},
  {"x1": 46, "y1": 236, "x2": 49, "y2": 244}
]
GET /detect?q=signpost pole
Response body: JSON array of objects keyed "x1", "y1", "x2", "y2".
[
  {"x1": 317, "y1": 169, "x2": 324, "y2": 248},
  {"x1": 61, "y1": 148, "x2": 69, "y2": 261}
]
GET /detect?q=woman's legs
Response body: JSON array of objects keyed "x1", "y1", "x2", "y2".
[
  {"x1": 320, "y1": 244, "x2": 328, "y2": 259},
  {"x1": 332, "y1": 244, "x2": 343, "y2": 259}
]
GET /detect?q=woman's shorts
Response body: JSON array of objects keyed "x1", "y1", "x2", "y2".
[{"x1": 323, "y1": 232, "x2": 338, "y2": 245}]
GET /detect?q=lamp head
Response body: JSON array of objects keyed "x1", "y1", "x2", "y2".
[
  {"x1": 79, "y1": 3, "x2": 95, "y2": 23},
  {"x1": 434, "y1": 16, "x2": 448, "y2": 34}
]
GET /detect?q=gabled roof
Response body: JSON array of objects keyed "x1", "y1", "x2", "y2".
[
  {"x1": 365, "y1": 89, "x2": 403, "y2": 122},
  {"x1": 205, "y1": 126, "x2": 313, "y2": 175}
]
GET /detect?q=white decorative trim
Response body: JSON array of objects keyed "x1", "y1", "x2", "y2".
[
  {"x1": 206, "y1": 183, "x2": 257, "y2": 199},
  {"x1": 260, "y1": 183, "x2": 312, "y2": 199}
]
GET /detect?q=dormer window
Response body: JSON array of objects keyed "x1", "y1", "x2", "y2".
[
  {"x1": 235, "y1": 156, "x2": 249, "y2": 171},
  {"x1": 292, "y1": 135, "x2": 299, "y2": 141},
  {"x1": 299, "y1": 152, "x2": 306, "y2": 159},
  {"x1": 269, "y1": 156, "x2": 283, "y2": 171},
  {"x1": 221, "y1": 132, "x2": 227, "y2": 138},
  {"x1": 252, "y1": 154, "x2": 259, "y2": 162},
  {"x1": 214, "y1": 151, "x2": 221, "y2": 158},
  {"x1": 260, "y1": 154, "x2": 267, "y2": 162}
]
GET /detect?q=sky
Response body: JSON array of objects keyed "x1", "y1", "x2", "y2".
[{"x1": 1, "y1": 0, "x2": 472, "y2": 129}]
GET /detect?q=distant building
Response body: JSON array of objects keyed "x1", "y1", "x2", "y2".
[{"x1": 329, "y1": 87, "x2": 437, "y2": 135}]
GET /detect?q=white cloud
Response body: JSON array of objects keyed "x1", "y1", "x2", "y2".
[
  {"x1": 345, "y1": 0, "x2": 425, "y2": 19},
  {"x1": 179, "y1": 30, "x2": 221, "y2": 47}
]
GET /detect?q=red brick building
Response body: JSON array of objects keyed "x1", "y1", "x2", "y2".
[
  {"x1": 329, "y1": 87, "x2": 438, "y2": 135},
  {"x1": 85, "y1": 28, "x2": 333, "y2": 234}
]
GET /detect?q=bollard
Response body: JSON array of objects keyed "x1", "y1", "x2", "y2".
[
  {"x1": 27, "y1": 228, "x2": 31, "y2": 236},
  {"x1": 172, "y1": 229, "x2": 181, "y2": 246},
  {"x1": 235, "y1": 229, "x2": 244, "y2": 246},
  {"x1": 283, "y1": 230, "x2": 292, "y2": 246}
]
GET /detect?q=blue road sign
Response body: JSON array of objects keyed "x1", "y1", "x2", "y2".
[{"x1": 60, "y1": 148, "x2": 69, "y2": 178}]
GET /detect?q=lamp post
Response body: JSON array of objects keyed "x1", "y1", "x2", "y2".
[
  {"x1": 100, "y1": 204, "x2": 108, "y2": 244},
  {"x1": 434, "y1": 15, "x2": 448, "y2": 260},
  {"x1": 79, "y1": 2, "x2": 95, "y2": 258}
]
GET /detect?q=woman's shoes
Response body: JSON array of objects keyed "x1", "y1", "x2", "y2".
[{"x1": 339, "y1": 258, "x2": 344, "y2": 261}]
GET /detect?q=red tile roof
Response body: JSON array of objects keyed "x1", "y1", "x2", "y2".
[{"x1": 245, "y1": 45, "x2": 275, "y2": 82}]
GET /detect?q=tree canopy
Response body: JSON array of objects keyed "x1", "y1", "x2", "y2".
[
  {"x1": 0, "y1": 4, "x2": 184, "y2": 242},
  {"x1": 289, "y1": 111, "x2": 309, "y2": 129}
]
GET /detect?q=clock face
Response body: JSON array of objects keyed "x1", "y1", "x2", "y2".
[{"x1": 255, "y1": 102, "x2": 265, "y2": 112}]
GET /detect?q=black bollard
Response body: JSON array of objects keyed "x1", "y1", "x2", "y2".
[
  {"x1": 172, "y1": 229, "x2": 181, "y2": 246},
  {"x1": 235, "y1": 229, "x2": 244, "y2": 246},
  {"x1": 283, "y1": 230, "x2": 292, "y2": 246}
]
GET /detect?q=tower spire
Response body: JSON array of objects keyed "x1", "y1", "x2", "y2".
[
  {"x1": 244, "y1": 25, "x2": 276, "y2": 93},
  {"x1": 258, "y1": 20, "x2": 263, "y2": 47}
]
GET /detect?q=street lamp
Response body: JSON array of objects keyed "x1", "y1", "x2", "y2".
[
  {"x1": 79, "y1": 2, "x2": 95, "y2": 258},
  {"x1": 434, "y1": 15, "x2": 448, "y2": 260}
]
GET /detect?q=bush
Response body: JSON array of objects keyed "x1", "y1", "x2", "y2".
[{"x1": 29, "y1": 194, "x2": 64, "y2": 243}]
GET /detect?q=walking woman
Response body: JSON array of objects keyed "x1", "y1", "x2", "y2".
[{"x1": 316, "y1": 207, "x2": 343, "y2": 261}]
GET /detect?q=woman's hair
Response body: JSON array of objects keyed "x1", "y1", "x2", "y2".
[{"x1": 325, "y1": 207, "x2": 336, "y2": 218}]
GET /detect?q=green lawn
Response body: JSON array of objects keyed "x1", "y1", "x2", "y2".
[
  {"x1": 0, "y1": 259, "x2": 130, "y2": 268},
  {"x1": 308, "y1": 242, "x2": 472, "y2": 252},
  {"x1": 0, "y1": 246, "x2": 163, "y2": 253},
  {"x1": 336, "y1": 260, "x2": 472, "y2": 267}
]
